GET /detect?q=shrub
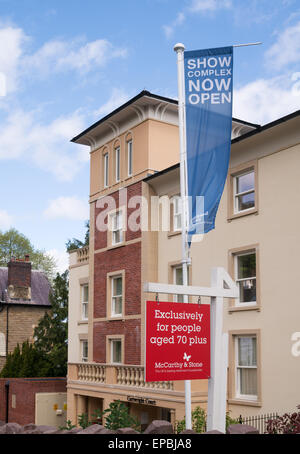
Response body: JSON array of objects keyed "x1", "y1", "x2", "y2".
[
  {"x1": 77, "y1": 413, "x2": 92, "y2": 429},
  {"x1": 175, "y1": 406, "x2": 206, "y2": 433},
  {"x1": 175, "y1": 407, "x2": 239, "y2": 433},
  {"x1": 266, "y1": 406, "x2": 300, "y2": 434},
  {"x1": 59, "y1": 420, "x2": 76, "y2": 431},
  {"x1": 101, "y1": 400, "x2": 141, "y2": 431}
]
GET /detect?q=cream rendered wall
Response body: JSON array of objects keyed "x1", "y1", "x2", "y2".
[
  {"x1": 153, "y1": 124, "x2": 300, "y2": 418},
  {"x1": 68, "y1": 251, "x2": 89, "y2": 364},
  {"x1": 148, "y1": 120, "x2": 180, "y2": 172}
]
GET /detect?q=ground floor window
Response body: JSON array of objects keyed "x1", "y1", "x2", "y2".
[
  {"x1": 235, "y1": 335, "x2": 258, "y2": 400},
  {"x1": 110, "y1": 338, "x2": 122, "y2": 364}
]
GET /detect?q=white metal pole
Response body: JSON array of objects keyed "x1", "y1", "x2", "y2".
[
  {"x1": 174, "y1": 42, "x2": 192, "y2": 431},
  {"x1": 207, "y1": 268, "x2": 227, "y2": 432}
]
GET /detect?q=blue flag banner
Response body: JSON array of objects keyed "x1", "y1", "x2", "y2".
[{"x1": 184, "y1": 46, "x2": 233, "y2": 240}]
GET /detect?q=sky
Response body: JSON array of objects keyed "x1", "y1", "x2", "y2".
[{"x1": 0, "y1": 0, "x2": 299, "y2": 273}]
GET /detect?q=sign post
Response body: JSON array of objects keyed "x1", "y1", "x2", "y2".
[
  {"x1": 144, "y1": 267, "x2": 238, "y2": 433},
  {"x1": 174, "y1": 42, "x2": 192, "y2": 429}
]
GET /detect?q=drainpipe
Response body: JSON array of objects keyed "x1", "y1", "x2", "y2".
[
  {"x1": 6, "y1": 305, "x2": 9, "y2": 357},
  {"x1": 5, "y1": 381, "x2": 9, "y2": 423},
  {"x1": 0, "y1": 291, "x2": 8, "y2": 357}
]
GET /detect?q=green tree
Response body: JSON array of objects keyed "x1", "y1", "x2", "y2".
[
  {"x1": 0, "y1": 228, "x2": 56, "y2": 281},
  {"x1": 33, "y1": 271, "x2": 69, "y2": 377},
  {"x1": 0, "y1": 272, "x2": 68, "y2": 378},
  {"x1": 0, "y1": 341, "x2": 47, "y2": 378},
  {"x1": 66, "y1": 220, "x2": 89, "y2": 252}
]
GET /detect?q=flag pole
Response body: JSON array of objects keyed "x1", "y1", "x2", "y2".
[{"x1": 174, "y1": 42, "x2": 192, "y2": 431}]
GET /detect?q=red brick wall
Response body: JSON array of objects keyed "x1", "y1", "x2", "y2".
[
  {"x1": 94, "y1": 181, "x2": 142, "y2": 251},
  {"x1": 93, "y1": 319, "x2": 141, "y2": 364},
  {"x1": 93, "y1": 181, "x2": 142, "y2": 365},
  {"x1": 94, "y1": 241, "x2": 141, "y2": 319},
  {"x1": 0, "y1": 378, "x2": 66, "y2": 425}
]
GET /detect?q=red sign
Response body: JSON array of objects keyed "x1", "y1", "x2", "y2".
[{"x1": 145, "y1": 301, "x2": 210, "y2": 381}]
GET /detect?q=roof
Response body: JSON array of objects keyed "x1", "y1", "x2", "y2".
[
  {"x1": 144, "y1": 108, "x2": 300, "y2": 184},
  {"x1": 231, "y1": 108, "x2": 300, "y2": 144},
  {"x1": 0, "y1": 267, "x2": 51, "y2": 307},
  {"x1": 71, "y1": 90, "x2": 260, "y2": 144}
]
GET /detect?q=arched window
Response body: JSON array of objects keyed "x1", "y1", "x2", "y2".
[{"x1": 126, "y1": 133, "x2": 133, "y2": 177}]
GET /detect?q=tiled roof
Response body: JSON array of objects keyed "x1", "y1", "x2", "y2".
[{"x1": 0, "y1": 267, "x2": 51, "y2": 307}]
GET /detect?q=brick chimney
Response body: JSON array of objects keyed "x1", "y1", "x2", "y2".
[{"x1": 7, "y1": 256, "x2": 32, "y2": 299}]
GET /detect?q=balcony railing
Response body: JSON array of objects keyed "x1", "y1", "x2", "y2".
[
  {"x1": 77, "y1": 246, "x2": 89, "y2": 264},
  {"x1": 77, "y1": 363, "x2": 106, "y2": 383},
  {"x1": 71, "y1": 363, "x2": 173, "y2": 391},
  {"x1": 116, "y1": 365, "x2": 173, "y2": 390}
]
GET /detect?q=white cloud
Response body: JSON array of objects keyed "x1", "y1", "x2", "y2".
[
  {"x1": 233, "y1": 75, "x2": 300, "y2": 125},
  {"x1": 0, "y1": 209, "x2": 13, "y2": 230},
  {"x1": 44, "y1": 197, "x2": 89, "y2": 221},
  {"x1": 0, "y1": 23, "x2": 128, "y2": 92},
  {"x1": 0, "y1": 108, "x2": 89, "y2": 181},
  {"x1": 0, "y1": 25, "x2": 27, "y2": 93},
  {"x1": 162, "y1": 12, "x2": 186, "y2": 39},
  {"x1": 163, "y1": 0, "x2": 232, "y2": 38},
  {"x1": 94, "y1": 88, "x2": 131, "y2": 118},
  {"x1": 265, "y1": 21, "x2": 300, "y2": 70},
  {"x1": 47, "y1": 249, "x2": 69, "y2": 274},
  {"x1": 188, "y1": 0, "x2": 232, "y2": 12},
  {"x1": 22, "y1": 38, "x2": 128, "y2": 77}
]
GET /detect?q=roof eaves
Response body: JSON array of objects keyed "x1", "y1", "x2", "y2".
[
  {"x1": 232, "y1": 109, "x2": 300, "y2": 144},
  {"x1": 71, "y1": 90, "x2": 178, "y2": 143}
]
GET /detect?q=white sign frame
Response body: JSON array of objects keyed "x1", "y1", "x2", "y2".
[{"x1": 144, "y1": 266, "x2": 239, "y2": 433}]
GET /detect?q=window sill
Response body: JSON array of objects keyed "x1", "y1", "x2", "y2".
[
  {"x1": 228, "y1": 398, "x2": 262, "y2": 407},
  {"x1": 108, "y1": 316, "x2": 125, "y2": 322},
  {"x1": 168, "y1": 230, "x2": 181, "y2": 238},
  {"x1": 77, "y1": 320, "x2": 88, "y2": 325},
  {"x1": 228, "y1": 208, "x2": 258, "y2": 222},
  {"x1": 229, "y1": 305, "x2": 260, "y2": 313},
  {"x1": 107, "y1": 242, "x2": 126, "y2": 251}
]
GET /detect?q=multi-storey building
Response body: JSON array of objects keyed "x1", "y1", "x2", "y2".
[
  {"x1": 0, "y1": 256, "x2": 51, "y2": 372},
  {"x1": 67, "y1": 90, "x2": 300, "y2": 428}
]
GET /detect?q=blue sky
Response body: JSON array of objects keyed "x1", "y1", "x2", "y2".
[{"x1": 0, "y1": 0, "x2": 299, "y2": 272}]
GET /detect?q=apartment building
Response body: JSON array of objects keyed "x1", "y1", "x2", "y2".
[{"x1": 67, "y1": 90, "x2": 300, "y2": 427}]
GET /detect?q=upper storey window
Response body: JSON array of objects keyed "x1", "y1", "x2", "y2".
[
  {"x1": 228, "y1": 160, "x2": 258, "y2": 221},
  {"x1": 234, "y1": 170, "x2": 255, "y2": 214},
  {"x1": 115, "y1": 146, "x2": 120, "y2": 183},
  {"x1": 127, "y1": 140, "x2": 133, "y2": 177},
  {"x1": 104, "y1": 152, "x2": 109, "y2": 188}
]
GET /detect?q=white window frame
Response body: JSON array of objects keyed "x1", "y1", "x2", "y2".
[
  {"x1": 235, "y1": 335, "x2": 258, "y2": 401},
  {"x1": 81, "y1": 284, "x2": 89, "y2": 320},
  {"x1": 127, "y1": 140, "x2": 133, "y2": 177},
  {"x1": 115, "y1": 146, "x2": 120, "y2": 182},
  {"x1": 81, "y1": 340, "x2": 88, "y2": 363},
  {"x1": 111, "y1": 211, "x2": 123, "y2": 245},
  {"x1": 173, "y1": 265, "x2": 189, "y2": 303},
  {"x1": 173, "y1": 196, "x2": 182, "y2": 232},
  {"x1": 104, "y1": 152, "x2": 109, "y2": 188},
  {"x1": 233, "y1": 169, "x2": 255, "y2": 214},
  {"x1": 110, "y1": 338, "x2": 122, "y2": 364},
  {"x1": 234, "y1": 251, "x2": 256, "y2": 307},
  {"x1": 111, "y1": 275, "x2": 123, "y2": 317}
]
